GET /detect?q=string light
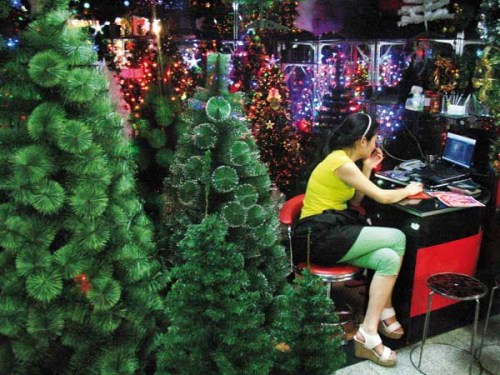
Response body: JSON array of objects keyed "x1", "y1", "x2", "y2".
[
  {"x1": 10, "y1": 0, "x2": 22, "y2": 9},
  {"x1": 6, "y1": 37, "x2": 20, "y2": 49}
]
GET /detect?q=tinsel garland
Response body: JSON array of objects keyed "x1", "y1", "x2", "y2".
[{"x1": 432, "y1": 56, "x2": 459, "y2": 92}]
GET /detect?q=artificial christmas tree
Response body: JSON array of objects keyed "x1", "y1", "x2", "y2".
[
  {"x1": 160, "y1": 53, "x2": 289, "y2": 309},
  {"x1": 0, "y1": 1, "x2": 167, "y2": 373},
  {"x1": 159, "y1": 51, "x2": 289, "y2": 370},
  {"x1": 230, "y1": 31, "x2": 268, "y2": 98},
  {"x1": 159, "y1": 52, "x2": 344, "y2": 374},
  {"x1": 316, "y1": 87, "x2": 355, "y2": 129},
  {"x1": 246, "y1": 63, "x2": 305, "y2": 197},
  {"x1": 132, "y1": 32, "x2": 198, "y2": 220},
  {"x1": 272, "y1": 270, "x2": 345, "y2": 375},
  {"x1": 156, "y1": 215, "x2": 274, "y2": 374}
]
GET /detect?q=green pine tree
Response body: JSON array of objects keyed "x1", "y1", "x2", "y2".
[
  {"x1": 271, "y1": 270, "x2": 346, "y2": 375},
  {"x1": 156, "y1": 215, "x2": 274, "y2": 374},
  {"x1": 160, "y1": 51, "x2": 289, "y2": 327},
  {"x1": 133, "y1": 32, "x2": 197, "y2": 222},
  {"x1": 161, "y1": 53, "x2": 289, "y2": 303},
  {"x1": 0, "y1": 2, "x2": 167, "y2": 373},
  {"x1": 158, "y1": 52, "x2": 344, "y2": 374}
]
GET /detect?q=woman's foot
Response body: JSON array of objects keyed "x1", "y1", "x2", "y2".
[
  {"x1": 354, "y1": 326, "x2": 396, "y2": 367},
  {"x1": 379, "y1": 307, "x2": 404, "y2": 339}
]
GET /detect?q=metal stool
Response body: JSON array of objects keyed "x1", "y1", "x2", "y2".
[
  {"x1": 279, "y1": 194, "x2": 363, "y2": 297},
  {"x1": 417, "y1": 272, "x2": 488, "y2": 375},
  {"x1": 279, "y1": 194, "x2": 363, "y2": 344},
  {"x1": 296, "y1": 262, "x2": 361, "y2": 298},
  {"x1": 476, "y1": 274, "x2": 500, "y2": 360}
]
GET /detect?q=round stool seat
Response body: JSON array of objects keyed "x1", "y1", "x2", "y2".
[
  {"x1": 297, "y1": 263, "x2": 360, "y2": 282},
  {"x1": 427, "y1": 272, "x2": 487, "y2": 301},
  {"x1": 418, "y1": 273, "x2": 488, "y2": 375}
]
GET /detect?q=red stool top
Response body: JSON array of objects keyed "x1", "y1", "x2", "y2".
[{"x1": 298, "y1": 262, "x2": 360, "y2": 277}]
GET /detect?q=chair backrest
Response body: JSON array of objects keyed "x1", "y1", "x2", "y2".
[
  {"x1": 279, "y1": 194, "x2": 305, "y2": 273},
  {"x1": 279, "y1": 193, "x2": 305, "y2": 226}
]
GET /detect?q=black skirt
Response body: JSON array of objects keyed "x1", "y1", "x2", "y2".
[{"x1": 291, "y1": 209, "x2": 368, "y2": 266}]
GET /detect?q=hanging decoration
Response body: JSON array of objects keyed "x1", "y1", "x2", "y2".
[
  {"x1": 431, "y1": 56, "x2": 459, "y2": 93},
  {"x1": 266, "y1": 87, "x2": 281, "y2": 110},
  {"x1": 73, "y1": 273, "x2": 91, "y2": 294},
  {"x1": 398, "y1": 0, "x2": 454, "y2": 28}
]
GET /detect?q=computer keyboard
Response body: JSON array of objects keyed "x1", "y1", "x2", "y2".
[
  {"x1": 418, "y1": 164, "x2": 461, "y2": 179},
  {"x1": 414, "y1": 163, "x2": 470, "y2": 186}
]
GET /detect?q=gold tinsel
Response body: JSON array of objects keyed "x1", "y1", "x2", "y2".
[
  {"x1": 432, "y1": 57, "x2": 459, "y2": 93},
  {"x1": 477, "y1": 46, "x2": 499, "y2": 103}
]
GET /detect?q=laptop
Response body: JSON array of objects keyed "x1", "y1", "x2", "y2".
[{"x1": 414, "y1": 132, "x2": 476, "y2": 186}]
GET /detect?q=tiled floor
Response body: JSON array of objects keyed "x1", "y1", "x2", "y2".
[{"x1": 334, "y1": 314, "x2": 500, "y2": 375}]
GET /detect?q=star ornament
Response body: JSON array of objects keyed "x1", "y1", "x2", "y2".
[
  {"x1": 265, "y1": 120, "x2": 274, "y2": 129},
  {"x1": 184, "y1": 53, "x2": 201, "y2": 69},
  {"x1": 267, "y1": 54, "x2": 279, "y2": 66},
  {"x1": 91, "y1": 21, "x2": 110, "y2": 36}
]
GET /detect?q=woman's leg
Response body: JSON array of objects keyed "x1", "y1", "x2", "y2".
[
  {"x1": 339, "y1": 226, "x2": 405, "y2": 319},
  {"x1": 339, "y1": 226, "x2": 406, "y2": 263},
  {"x1": 339, "y1": 226, "x2": 406, "y2": 358}
]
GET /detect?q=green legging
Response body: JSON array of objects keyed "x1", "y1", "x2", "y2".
[{"x1": 338, "y1": 226, "x2": 406, "y2": 276}]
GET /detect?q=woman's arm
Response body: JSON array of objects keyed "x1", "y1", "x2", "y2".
[
  {"x1": 336, "y1": 162, "x2": 423, "y2": 205},
  {"x1": 350, "y1": 163, "x2": 374, "y2": 207}
]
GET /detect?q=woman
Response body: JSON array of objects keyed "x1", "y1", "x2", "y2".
[{"x1": 293, "y1": 112, "x2": 423, "y2": 367}]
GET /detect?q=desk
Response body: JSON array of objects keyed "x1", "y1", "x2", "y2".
[{"x1": 365, "y1": 179, "x2": 488, "y2": 345}]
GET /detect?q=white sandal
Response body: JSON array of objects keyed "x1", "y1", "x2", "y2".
[
  {"x1": 379, "y1": 307, "x2": 404, "y2": 339},
  {"x1": 353, "y1": 326, "x2": 396, "y2": 367}
]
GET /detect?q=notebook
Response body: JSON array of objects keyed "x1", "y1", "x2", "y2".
[{"x1": 415, "y1": 132, "x2": 476, "y2": 186}]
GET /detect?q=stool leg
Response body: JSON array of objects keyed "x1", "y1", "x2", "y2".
[
  {"x1": 476, "y1": 285, "x2": 498, "y2": 360},
  {"x1": 287, "y1": 226, "x2": 294, "y2": 274},
  {"x1": 468, "y1": 298, "x2": 481, "y2": 375},
  {"x1": 325, "y1": 282, "x2": 332, "y2": 298},
  {"x1": 418, "y1": 291, "x2": 434, "y2": 368}
]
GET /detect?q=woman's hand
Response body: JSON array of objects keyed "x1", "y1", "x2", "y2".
[
  {"x1": 404, "y1": 181, "x2": 424, "y2": 196},
  {"x1": 364, "y1": 148, "x2": 384, "y2": 170}
]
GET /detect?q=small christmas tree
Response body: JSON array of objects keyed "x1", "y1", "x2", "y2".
[
  {"x1": 156, "y1": 215, "x2": 274, "y2": 374},
  {"x1": 230, "y1": 31, "x2": 268, "y2": 97},
  {"x1": 159, "y1": 52, "x2": 345, "y2": 374},
  {"x1": 271, "y1": 270, "x2": 346, "y2": 375},
  {"x1": 161, "y1": 53, "x2": 289, "y2": 308},
  {"x1": 0, "y1": 1, "x2": 167, "y2": 373},
  {"x1": 133, "y1": 32, "x2": 197, "y2": 220},
  {"x1": 158, "y1": 51, "x2": 290, "y2": 372},
  {"x1": 247, "y1": 63, "x2": 305, "y2": 197}
]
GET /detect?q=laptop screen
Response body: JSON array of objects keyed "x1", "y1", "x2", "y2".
[{"x1": 441, "y1": 132, "x2": 476, "y2": 169}]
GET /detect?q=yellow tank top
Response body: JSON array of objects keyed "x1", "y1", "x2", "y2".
[{"x1": 300, "y1": 150, "x2": 355, "y2": 219}]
